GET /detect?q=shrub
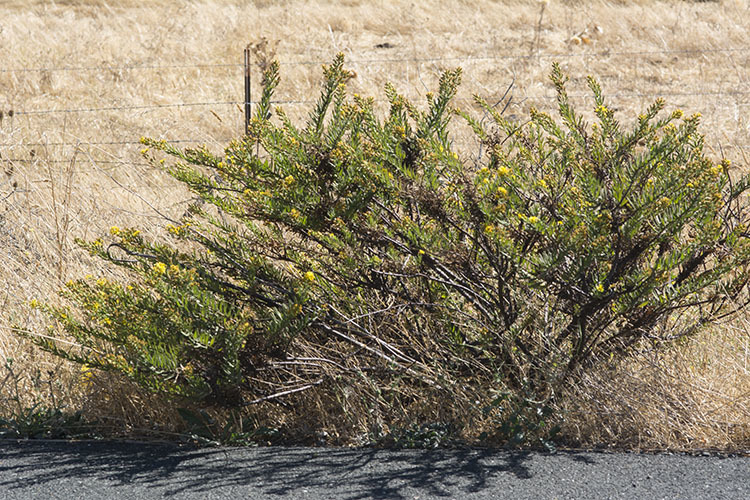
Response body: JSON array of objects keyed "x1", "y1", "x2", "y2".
[{"x1": 22, "y1": 55, "x2": 750, "y2": 446}]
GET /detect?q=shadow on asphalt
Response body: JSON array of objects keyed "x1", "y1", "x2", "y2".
[{"x1": 0, "y1": 440, "x2": 596, "y2": 498}]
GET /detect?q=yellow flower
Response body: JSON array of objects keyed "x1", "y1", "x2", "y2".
[
  {"x1": 140, "y1": 148, "x2": 149, "y2": 155},
  {"x1": 672, "y1": 109, "x2": 684, "y2": 119},
  {"x1": 303, "y1": 271, "x2": 316, "y2": 283},
  {"x1": 595, "y1": 283, "x2": 604, "y2": 293},
  {"x1": 497, "y1": 166, "x2": 511, "y2": 177},
  {"x1": 109, "y1": 226, "x2": 120, "y2": 236},
  {"x1": 97, "y1": 278, "x2": 108, "y2": 287},
  {"x1": 153, "y1": 262, "x2": 167, "y2": 275},
  {"x1": 169, "y1": 264, "x2": 180, "y2": 274},
  {"x1": 527, "y1": 216, "x2": 539, "y2": 224},
  {"x1": 497, "y1": 186, "x2": 508, "y2": 197},
  {"x1": 290, "y1": 208, "x2": 301, "y2": 219},
  {"x1": 29, "y1": 299, "x2": 39, "y2": 309},
  {"x1": 484, "y1": 225, "x2": 495, "y2": 235},
  {"x1": 284, "y1": 175, "x2": 295, "y2": 186},
  {"x1": 418, "y1": 249, "x2": 426, "y2": 255},
  {"x1": 80, "y1": 364, "x2": 94, "y2": 385}
]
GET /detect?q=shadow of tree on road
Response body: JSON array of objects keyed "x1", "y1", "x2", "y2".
[{"x1": 0, "y1": 441, "x2": 595, "y2": 498}]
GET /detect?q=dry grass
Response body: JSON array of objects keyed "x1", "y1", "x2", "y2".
[
  {"x1": 1, "y1": 0, "x2": 749, "y2": 450},
  {"x1": 559, "y1": 322, "x2": 750, "y2": 452}
]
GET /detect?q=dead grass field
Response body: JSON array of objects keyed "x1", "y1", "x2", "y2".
[{"x1": 1, "y1": 0, "x2": 749, "y2": 451}]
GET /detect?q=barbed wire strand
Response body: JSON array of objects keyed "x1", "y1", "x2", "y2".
[
  {"x1": 1, "y1": 158, "x2": 152, "y2": 165},
  {"x1": 0, "y1": 63, "x2": 241, "y2": 74},
  {"x1": 0, "y1": 139, "x2": 227, "y2": 147},
  {"x1": 4, "y1": 88, "x2": 748, "y2": 117},
  {"x1": 3, "y1": 142, "x2": 750, "y2": 159},
  {"x1": 290, "y1": 47, "x2": 750, "y2": 66},
  {"x1": 0, "y1": 46, "x2": 746, "y2": 73},
  {"x1": 11, "y1": 101, "x2": 239, "y2": 116}
]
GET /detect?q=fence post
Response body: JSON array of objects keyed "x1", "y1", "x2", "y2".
[{"x1": 244, "y1": 46, "x2": 251, "y2": 136}]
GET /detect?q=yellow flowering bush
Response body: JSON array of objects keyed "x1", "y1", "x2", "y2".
[{"x1": 24, "y1": 56, "x2": 750, "y2": 447}]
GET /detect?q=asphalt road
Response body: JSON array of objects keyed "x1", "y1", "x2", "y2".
[{"x1": 0, "y1": 440, "x2": 748, "y2": 499}]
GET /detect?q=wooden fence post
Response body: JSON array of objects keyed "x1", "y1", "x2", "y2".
[{"x1": 244, "y1": 46, "x2": 251, "y2": 136}]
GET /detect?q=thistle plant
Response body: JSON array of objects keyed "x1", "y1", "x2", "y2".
[{"x1": 23, "y1": 55, "x2": 750, "y2": 445}]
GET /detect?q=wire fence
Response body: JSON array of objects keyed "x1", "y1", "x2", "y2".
[{"x1": 1, "y1": 47, "x2": 749, "y2": 156}]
